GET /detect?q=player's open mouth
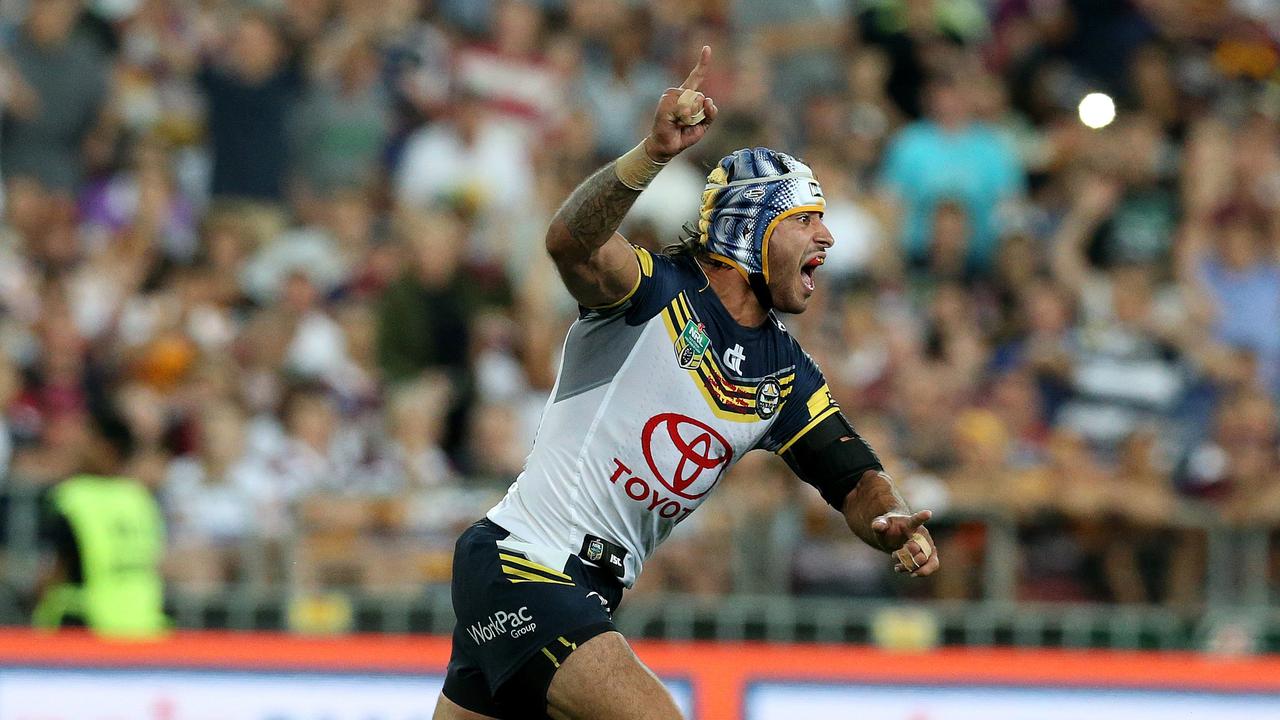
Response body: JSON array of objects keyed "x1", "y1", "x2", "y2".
[{"x1": 800, "y1": 255, "x2": 824, "y2": 292}]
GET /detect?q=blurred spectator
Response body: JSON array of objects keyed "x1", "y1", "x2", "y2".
[
  {"x1": 1, "y1": 0, "x2": 109, "y2": 195},
  {"x1": 994, "y1": 280, "x2": 1075, "y2": 417},
  {"x1": 890, "y1": 365, "x2": 960, "y2": 472},
  {"x1": 377, "y1": 209, "x2": 478, "y2": 387},
  {"x1": 162, "y1": 400, "x2": 261, "y2": 591},
  {"x1": 452, "y1": 0, "x2": 564, "y2": 136},
  {"x1": 932, "y1": 408, "x2": 1030, "y2": 600},
  {"x1": 240, "y1": 220, "x2": 347, "y2": 306},
  {"x1": 880, "y1": 73, "x2": 1025, "y2": 272},
  {"x1": 394, "y1": 88, "x2": 534, "y2": 263},
  {"x1": 826, "y1": 291, "x2": 900, "y2": 414},
  {"x1": 1105, "y1": 428, "x2": 1199, "y2": 605},
  {"x1": 254, "y1": 385, "x2": 356, "y2": 524},
  {"x1": 1051, "y1": 173, "x2": 1190, "y2": 451},
  {"x1": 199, "y1": 11, "x2": 302, "y2": 202},
  {"x1": 843, "y1": 46, "x2": 903, "y2": 178},
  {"x1": 289, "y1": 33, "x2": 391, "y2": 198},
  {"x1": 376, "y1": 0, "x2": 453, "y2": 122},
  {"x1": 11, "y1": 299, "x2": 95, "y2": 485},
  {"x1": 112, "y1": 0, "x2": 205, "y2": 142},
  {"x1": 1017, "y1": 427, "x2": 1108, "y2": 601},
  {"x1": 1089, "y1": 118, "x2": 1179, "y2": 267},
  {"x1": 330, "y1": 300, "x2": 382, "y2": 407},
  {"x1": 1057, "y1": 0, "x2": 1156, "y2": 92},
  {"x1": 1183, "y1": 390, "x2": 1280, "y2": 516},
  {"x1": 0, "y1": 0, "x2": 1274, "y2": 614},
  {"x1": 0, "y1": 51, "x2": 39, "y2": 213},
  {"x1": 582, "y1": 7, "x2": 666, "y2": 159},
  {"x1": 79, "y1": 136, "x2": 199, "y2": 262},
  {"x1": 460, "y1": 401, "x2": 527, "y2": 486},
  {"x1": 248, "y1": 269, "x2": 352, "y2": 384},
  {"x1": 987, "y1": 367, "x2": 1051, "y2": 466},
  {"x1": 383, "y1": 377, "x2": 457, "y2": 492},
  {"x1": 1178, "y1": 118, "x2": 1280, "y2": 397},
  {"x1": 1182, "y1": 205, "x2": 1280, "y2": 397},
  {"x1": 115, "y1": 382, "x2": 172, "y2": 490},
  {"x1": 731, "y1": 0, "x2": 851, "y2": 119}
]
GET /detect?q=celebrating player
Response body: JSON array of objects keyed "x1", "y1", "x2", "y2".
[{"x1": 434, "y1": 46, "x2": 939, "y2": 720}]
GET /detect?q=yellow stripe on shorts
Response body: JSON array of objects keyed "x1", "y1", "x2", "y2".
[
  {"x1": 498, "y1": 553, "x2": 572, "y2": 580},
  {"x1": 501, "y1": 565, "x2": 575, "y2": 586}
]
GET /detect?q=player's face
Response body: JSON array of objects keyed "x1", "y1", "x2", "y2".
[{"x1": 765, "y1": 211, "x2": 834, "y2": 313}]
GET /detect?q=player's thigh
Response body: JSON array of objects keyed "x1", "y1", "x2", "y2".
[
  {"x1": 432, "y1": 692, "x2": 499, "y2": 720},
  {"x1": 545, "y1": 631, "x2": 682, "y2": 720}
]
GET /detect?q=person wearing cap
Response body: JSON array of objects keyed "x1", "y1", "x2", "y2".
[{"x1": 435, "y1": 46, "x2": 938, "y2": 720}]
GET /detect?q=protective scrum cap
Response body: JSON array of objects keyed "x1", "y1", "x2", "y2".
[{"x1": 697, "y1": 148, "x2": 826, "y2": 293}]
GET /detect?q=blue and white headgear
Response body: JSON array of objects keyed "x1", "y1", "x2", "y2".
[{"x1": 697, "y1": 148, "x2": 825, "y2": 306}]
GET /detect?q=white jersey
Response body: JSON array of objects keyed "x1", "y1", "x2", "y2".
[{"x1": 487, "y1": 247, "x2": 838, "y2": 586}]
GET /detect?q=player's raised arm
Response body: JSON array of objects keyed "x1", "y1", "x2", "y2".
[{"x1": 545, "y1": 45, "x2": 718, "y2": 308}]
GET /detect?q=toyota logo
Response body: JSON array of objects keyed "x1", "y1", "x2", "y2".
[{"x1": 640, "y1": 413, "x2": 733, "y2": 500}]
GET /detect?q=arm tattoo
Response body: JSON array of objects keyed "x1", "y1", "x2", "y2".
[{"x1": 556, "y1": 162, "x2": 641, "y2": 254}]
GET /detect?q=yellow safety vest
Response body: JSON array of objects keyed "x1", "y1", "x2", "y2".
[{"x1": 33, "y1": 475, "x2": 167, "y2": 637}]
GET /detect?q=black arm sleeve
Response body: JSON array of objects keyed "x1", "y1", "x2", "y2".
[{"x1": 780, "y1": 411, "x2": 884, "y2": 510}]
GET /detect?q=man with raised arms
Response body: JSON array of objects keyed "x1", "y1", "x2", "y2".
[{"x1": 435, "y1": 46, "x2": 939, "y2": 720}]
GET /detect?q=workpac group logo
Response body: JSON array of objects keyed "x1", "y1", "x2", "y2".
[
  {"x1": 641, "y1": 413, "x2": 732, "y2": 500},
  {"x1": 467, "y1": 606, "x2": 536, "y2": 645}
]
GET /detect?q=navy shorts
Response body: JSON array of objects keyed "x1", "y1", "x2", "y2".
[{"x1": 442, "y1": 519, "x2": 625, "y2": 718}]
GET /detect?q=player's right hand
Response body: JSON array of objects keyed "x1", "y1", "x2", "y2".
[
  {"x1": 872, "y1": 510, "x2": 940, "y2": 578},
  {"x1": 644, "y1": 45, "x2": 718, "y2": 164}
]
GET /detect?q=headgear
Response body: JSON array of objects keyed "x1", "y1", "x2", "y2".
[{"x1": 697, "y1": 148, "x2": 825, "y2": 307}]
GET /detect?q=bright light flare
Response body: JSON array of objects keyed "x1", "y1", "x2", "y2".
[{"x1": 1078, "y1": 92, "x2": 1116, "y2": 129}]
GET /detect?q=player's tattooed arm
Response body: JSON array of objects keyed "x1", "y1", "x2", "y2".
[
  {"x1": 545, "y1": 47, "x2": 716, "y2": 308},
  {"x1": 544, "y1": 163, "x2": 644, "y2": 308},
  {"x1": 550, "y1": 163, "x2": 641, "y2": 259}
]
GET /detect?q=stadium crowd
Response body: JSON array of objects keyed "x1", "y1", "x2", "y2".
[{"x1": 0, "y1": 0, "x2": 1278, "y2": 611}]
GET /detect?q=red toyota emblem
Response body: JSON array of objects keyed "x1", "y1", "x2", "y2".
[{"x1": 640, "y1": 413, "x2": 733, "y2": 500}]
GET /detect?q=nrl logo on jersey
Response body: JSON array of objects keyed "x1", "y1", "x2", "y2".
[
  {"x1": 674, "y1": 320, "x2": 711, "y2": 370},
  {"x1": 586, "y1": 538, "x2": 604, "y2": 562}
]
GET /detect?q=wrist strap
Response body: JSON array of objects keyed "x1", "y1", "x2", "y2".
[{"x1": 614, "y1": 140, "x2": 668, "y2": 191}]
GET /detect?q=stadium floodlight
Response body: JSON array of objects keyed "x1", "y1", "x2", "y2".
[{"x1": 1078, "y1": 92, "x2": 1116, "y2": 129}]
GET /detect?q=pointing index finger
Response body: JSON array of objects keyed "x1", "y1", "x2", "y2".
[
  {"x1": 679, "y1": 45, "x2": 711, "y2": 90},
  {"x1": 909, "y1": 510, "x2": 933, "y2": 529}
]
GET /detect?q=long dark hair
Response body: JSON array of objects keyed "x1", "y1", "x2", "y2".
[{"x1": 662, "y1": 221, "x2": 705, "y2": 258}]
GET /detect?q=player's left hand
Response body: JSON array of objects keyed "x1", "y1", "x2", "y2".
[{"x1": 871, "y1": 510, "x2": 939, "y2": 577}]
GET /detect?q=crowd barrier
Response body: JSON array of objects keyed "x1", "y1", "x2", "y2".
[
  {"x1": 5, "y1": 480, "x2": 1279, "y2": 654},
  {"x1": 2, "y1": 629, "x2": 1280, "y2": 719}
]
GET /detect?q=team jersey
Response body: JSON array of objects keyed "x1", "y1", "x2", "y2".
[{"x1": 487, "y1": 246, "x2": 839, "y2": 587}]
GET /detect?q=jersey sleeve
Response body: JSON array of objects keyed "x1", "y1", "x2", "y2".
[
  {"x1": 580, "y1": 245, "x2": 689, "y2": 325},
  {"x1": 756, "y1": 346, "x2": 840, "y2": 454}
]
